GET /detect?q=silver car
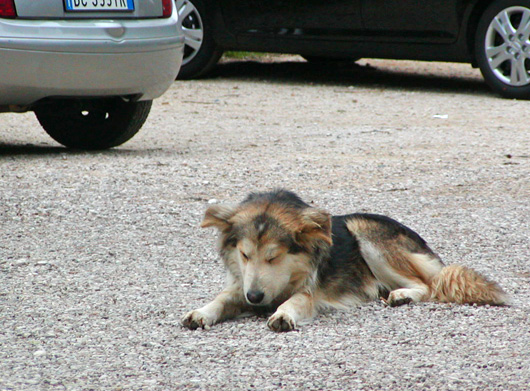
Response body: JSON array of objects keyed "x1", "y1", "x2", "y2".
[{"x1": 0, "y1": 0, "x2": 184, "y2": 149}]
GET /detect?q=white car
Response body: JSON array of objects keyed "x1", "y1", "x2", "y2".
[{"x1": 0, "y1": 0, "x2": 184, "y2": 149}]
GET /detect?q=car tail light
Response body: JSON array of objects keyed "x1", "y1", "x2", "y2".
[
  {"x1": 0, "y1": 0, "x2": 17, "y2": 18},
  {"x1": 161, "y1": 0, "x2": 172, "y2": 18}
]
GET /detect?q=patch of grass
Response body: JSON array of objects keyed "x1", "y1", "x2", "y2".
[
  {"x1": 222, "y1": 51, "x2": 268, "y2": 60},
  {"x1": 221, "y1": 52, "x2": 301, "y2": 64}
]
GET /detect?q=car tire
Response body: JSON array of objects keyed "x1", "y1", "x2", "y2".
[
  {"x1": 475, "y1": 0, "x2": 530, "y2": 99},
  {"x1": 34, "y1": 98, "x2": 152, "y2": 150},
  {"x1": 176, "y1": 0, "x2": 223, "y2": 79}
]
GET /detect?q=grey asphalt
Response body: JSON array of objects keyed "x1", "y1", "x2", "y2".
[{"x1": 1, "y1": 59, "x2": 529, "y2": 390}]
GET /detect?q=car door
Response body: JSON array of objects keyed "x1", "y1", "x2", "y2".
[
  {"x1": 361, "y1": 0, "x2": 461, "y2": 43},
  {"x1": 220, "y1": 0, "x2": 363, "y2": 41}
]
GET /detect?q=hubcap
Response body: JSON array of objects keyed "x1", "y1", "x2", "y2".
[
  {"x1": 176, "y1": 0, "x2": 204, "y2": 66},
  {"x1": 485, "y1": 6, "x2": 530, "y2": 86}
]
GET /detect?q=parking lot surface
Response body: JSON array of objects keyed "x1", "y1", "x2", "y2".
[{"x1": 1, "y1": 57, "x2": 529, "y2": 390}]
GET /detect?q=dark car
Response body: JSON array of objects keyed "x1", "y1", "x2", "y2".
[{"x1": 175, "y1": 0, "x2": 530, "y2": 99}]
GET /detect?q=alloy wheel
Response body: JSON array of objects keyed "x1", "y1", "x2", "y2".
[
  {"x1": 485, "y1": 6, "x2": 530, "y2": 86},
  {"x1": 176, "y1": 0, "x2": 204, "y2": 66}
]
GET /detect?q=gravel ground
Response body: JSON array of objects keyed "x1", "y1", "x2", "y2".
[{"x1": 1, "y1": 57, "x2": 529, "y2": 390}]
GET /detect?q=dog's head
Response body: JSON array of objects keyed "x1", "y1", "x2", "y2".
[{"x1": 201, "y1": 190, "x2": 332, "y2": 306}]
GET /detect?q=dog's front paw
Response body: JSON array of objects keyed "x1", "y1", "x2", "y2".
[
  {"x1": 267, "y1": 311, "x2": 296, "y2": 332},
  {"x1": 182, "y1": 310, "x2": 214, "y2": 330}
]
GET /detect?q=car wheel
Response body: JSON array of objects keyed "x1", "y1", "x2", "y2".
[
  {"x1": 34, "y1": 98, "x2": 152, "y2": 150},
  {"x1": 176, "y1": 0, "x2": 223, "y2": 79},
  {"x1": 475, "y1": 0, "x2": 530, "y2": 99}
]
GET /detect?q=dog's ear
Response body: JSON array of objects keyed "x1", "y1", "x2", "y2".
[
  {"x1": 201, "y1": 204, "x2": 236, "y2": 231},
  {"x1": 297, "y1": 208, "x2": 332, "y2": 246}
]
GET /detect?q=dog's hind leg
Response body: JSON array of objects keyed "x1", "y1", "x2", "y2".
[
  {"x1": 347, "y1": 217, "x2": 444, "y2": 306},
  {"x1": 182, "y1": 282, "x2": 247, "y2": 330},
  {"x1": 363, "y1": 243, "x2": 443, "y2": 306},
  {"x1": 383, "y1": 252, "x2": 443, "y2": 306}
]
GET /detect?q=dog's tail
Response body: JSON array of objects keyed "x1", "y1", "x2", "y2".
[{"x1": 429, "y1": 264, "x2": 507, "y2": 305}]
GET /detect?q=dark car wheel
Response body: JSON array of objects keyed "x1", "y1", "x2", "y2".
[
  {"x1": 176, "y1": 0, "x2": 223, "y2": 79},
  {"x1": 475, "y1": 0, "x2": 530, "y2": 99},
  {"x1": 34, "y1": 98, "x2": 152, "y2": 150}
]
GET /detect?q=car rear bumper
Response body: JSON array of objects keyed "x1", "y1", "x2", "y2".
[{"x1": 0, "y1": 14, "x2": 184, "y2": 106}]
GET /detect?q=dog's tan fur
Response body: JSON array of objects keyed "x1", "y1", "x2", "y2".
[{"x1": 182, "y1": 190, "x2": 507, "y2": 332}]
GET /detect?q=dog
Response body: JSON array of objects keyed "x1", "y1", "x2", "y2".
[{"x1": 182, "y1": 190, "x2": 507, "y2": 332}]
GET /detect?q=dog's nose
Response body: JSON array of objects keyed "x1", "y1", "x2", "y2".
[{"x1": 246, "y1": 290, "x2": 265, "y2": 304}]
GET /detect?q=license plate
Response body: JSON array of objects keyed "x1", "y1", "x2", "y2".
[{"x1": 65, "y1": 0, "x2": 135, "y2": 12}]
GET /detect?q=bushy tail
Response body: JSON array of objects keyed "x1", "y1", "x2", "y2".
[{"x1": 430, "y1": 265, "x2": 507, "y2": 306}]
